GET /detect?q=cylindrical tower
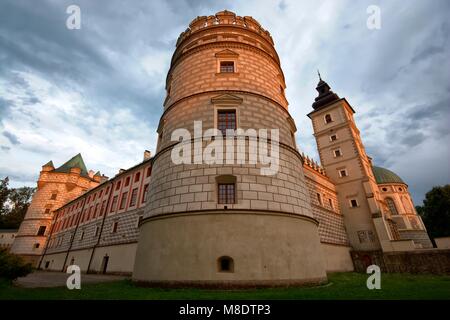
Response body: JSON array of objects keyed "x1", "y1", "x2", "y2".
[{"x1": 133, "y1": 10, "x2": 327, "y2": 286}]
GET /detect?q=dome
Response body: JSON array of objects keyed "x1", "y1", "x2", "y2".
[{"x1": 372, "y1": 166, "x2": 405, "y2": 185}]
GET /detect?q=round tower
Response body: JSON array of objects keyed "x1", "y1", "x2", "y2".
[
  {"x1": 133, "y1": 10, "x2": 327, "y2": 286},
  {"x1": 11, "y1": 154, "x2": 99, "y2": 265}
]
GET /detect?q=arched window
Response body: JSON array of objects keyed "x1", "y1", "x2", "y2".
[
  {"x1": 324, "y1": 114, "x2": 332, "y2": 124},
  {"x1": 385, "y1": 197, "x2": 398, "y2": 215},
  {"x1": 217, "y1": 256, "x2": 234, "y2": 272}
]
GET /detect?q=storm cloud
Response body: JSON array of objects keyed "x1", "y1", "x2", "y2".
[{"x1": 0, "y1": 0, "x2": 448, "y2": 204}]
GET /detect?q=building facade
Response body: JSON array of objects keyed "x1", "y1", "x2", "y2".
[{"x1": 11, "y1": 10, "x2": 432, "y2": 284}]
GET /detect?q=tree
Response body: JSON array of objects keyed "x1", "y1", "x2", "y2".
[
  {"x1": 0, "y1": 177, "x2": 10, "y2": 215},
  {"x1": 417, "y1": 185, "x2": 450, "y2": 241},
  {"x1": 0, "y1": 177, "x2": 36, "y2": 229},
  {"x1": 0, "y1": 248, "x2": 33, "y2": 281}
]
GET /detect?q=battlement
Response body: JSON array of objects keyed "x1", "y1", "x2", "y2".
[
  {"x1": 301, "y1": 153, "x2": 327, "y2": 177},
  {"x1": 176, "y1": 10, "x2": 274, "y2": 48}
]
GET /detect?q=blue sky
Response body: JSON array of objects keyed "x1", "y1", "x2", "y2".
[{"x1": 0, "y1": 0, "x2": 449, "y2": 204}]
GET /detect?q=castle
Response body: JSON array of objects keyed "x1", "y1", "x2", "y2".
[{"x1": 11, "y1": 10, "x2": 433, "y2": 285}]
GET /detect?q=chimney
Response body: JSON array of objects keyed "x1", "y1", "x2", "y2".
[
  {"x1": 88, "y1": 170, "x2": 95, "y2": 178},
  {"x1": 143, "y1": 150, "x2": 152, "y2": 161}
]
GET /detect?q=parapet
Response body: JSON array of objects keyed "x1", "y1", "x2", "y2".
[
  {"x1": 301, "y1": 153, "x2": 327, "y2": 177},
  {"x1": 176, "y1": 10, "x2": 274, "y2": 48}
]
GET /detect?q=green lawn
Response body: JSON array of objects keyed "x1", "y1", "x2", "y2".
[{"x1": 1, "y1": 273, "x2": 449, "y2": 300}]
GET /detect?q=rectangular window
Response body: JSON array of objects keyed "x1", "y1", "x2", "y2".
[
  {"x1": 220, "y1": 61, "x2": 234, "y2": 73},
  {"x1": 112, "y1": 221, "x2": 118, "y2": 233},
  {"x1": 94, "y1": 203, "x2": 100, "y2": 218},
  {"x1": 316, "y1": 193, "x2": 322, "y2": 205},
  {"x1": 94, "y1": 226, "x2": 100, "y2": 237},
  {"x1": 330, "y1": 134, "x2": 337, "y2": 142},
  {"x1": 146, "y1": 167, "x2": 152, "y2": 177},
  {"x1": 350, "y1": 199, "x2": 359, "y2": 208},
  {"x1": 50, "y1": 193, "x2": 57, "y2": 200},
  {"x1": 125, "y1": 176, "x2": 130, "y2": 186},
  {"x1": 218, "y1": 183, "x2": 235, "y2": 204},
  {"x1": 217, "y1": 110, "x2": 236, "y2": 135},
  {"x1": 130, "y1": 188, "x2": 138, "y2": 207},
  {"x1": 339, "y1": 169, "x2": 348, "y2": 177},
  {"x1": 142, "y1": 184, "x2": 149, "y2": 203},
  {"x1": 329, "y1": 198, "x2": 334, "y2": 209},
  {"x1": 115, "y1": 181, "x2": 121, "y2": 191},
  {"x1": 37, "y1": 226, "x2": 46, "y2": 236},
  {"x1": 334, "y1": 149, "x2": 342, "y2": 157},
  {"x1": 134, "y1": 172, "x2": 140, "y2": 182},
  {"x1": 45, "y1": 208, "x2": 50, "y2": 214},
  {"x1": 100, "y1": 200, "x2": 106, "y2": 216},
  {"x1": 110, "y1": 196, "x2": 118, "y2": 213},
  {"x1": 119, "y1": 192, "x2": 128, "y2": 210}
]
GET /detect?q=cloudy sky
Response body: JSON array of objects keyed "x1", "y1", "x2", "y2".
[{"x1": 0, "y1": 0, "x2": 448, "y2": 204}]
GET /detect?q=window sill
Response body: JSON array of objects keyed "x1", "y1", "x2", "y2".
[{"x1": 215, "y1": 72, "x2": 240, "y2": 77}]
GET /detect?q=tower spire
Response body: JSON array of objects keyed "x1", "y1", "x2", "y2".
[{"x1": 312, "y1": 73, "x2": 340, "y2": 110}]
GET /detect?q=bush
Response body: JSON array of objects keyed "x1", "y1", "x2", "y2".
[{"x1": 0, "y1": 249, "x2": 33, "y2": 280}]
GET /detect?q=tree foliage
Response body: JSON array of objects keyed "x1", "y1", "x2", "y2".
[
  {"x1": 0, "y1": 177, "x2": 36, "y2": 229},
  {"x1": 0, "y1": 248, "x2": 33, "y2": 280},
  {"x1": 416, "y1": 185, "x2": 450, "y2": 240}
]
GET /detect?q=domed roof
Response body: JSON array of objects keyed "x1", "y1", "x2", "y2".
[{"x1": 372, "y1": 166, "x2": 405, "y2": 185}]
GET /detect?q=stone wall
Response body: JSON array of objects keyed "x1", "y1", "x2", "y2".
[{"x1": 351, "y1": 249, "x2": 450, "y2": 274}]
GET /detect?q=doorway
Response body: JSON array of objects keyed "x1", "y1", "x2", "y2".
[{"x1": 101, "y1": 254, "x2": 109, "y2": 274}]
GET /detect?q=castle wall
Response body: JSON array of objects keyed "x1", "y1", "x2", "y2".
[
  {"x1": 11, "y1": 168, "x2": 98, "y2": 262},
  {"x1": 320, "y1": 243, "x2": 354, "y2": 272},
  {"x1": 41, "y1": 159, "x2": 151, "y2": 273},
  {"x1": 134, "y1": 212, "x2": 327, "y2": 285}
]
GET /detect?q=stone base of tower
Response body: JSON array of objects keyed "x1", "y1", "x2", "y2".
[{"x1": 132, "y1": 211, "x2": 328, "y2": 287}]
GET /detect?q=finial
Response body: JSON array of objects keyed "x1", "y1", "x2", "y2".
[{"x1": 317, "y1": 69, "x2": 322, "y2": 81}]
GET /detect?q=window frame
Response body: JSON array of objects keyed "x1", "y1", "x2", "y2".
[
  {"x1": 216, "y1": 109, "x2": 237, "y2": 136},
  {"x1": 338, "y1": 168, "x2": 348, "y2": 178},
  {"x1": 349, "y1": 199, "x2": 359, "y2": 208},
  {"x1": 218, "y1": 183, "x2": 236, "y2": 204},
  {"x1": 219, "y1": 60, "x2": 235, "y2": 73},
  {"x1": 333, "y1": 148, "x2": 343, "y2": 158}
]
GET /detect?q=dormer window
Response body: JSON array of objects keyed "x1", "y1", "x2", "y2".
[{"x1": 220, "y1": 61, "x2": 234, "y2": 73}]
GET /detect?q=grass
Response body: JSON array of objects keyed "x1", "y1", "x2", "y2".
[{"x1": 0, "y1": 273, "x2": 449, "y2": 300}]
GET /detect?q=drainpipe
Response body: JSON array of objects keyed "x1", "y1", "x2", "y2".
[{"x1": 86, "y1": 181, "x2": 115, "y2": 274}]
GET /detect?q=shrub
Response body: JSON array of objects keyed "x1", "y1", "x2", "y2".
[{"x1": 0, "y1": 248, "x2": 33, "y2": 280}]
